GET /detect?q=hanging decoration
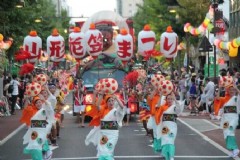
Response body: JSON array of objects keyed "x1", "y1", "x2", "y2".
[
  {"x1": 69, "y1": 27, "x2": 86, "y2": 62},
  {"x1": 213, "y1": 36, "x2": 240, "y2": 57},
  {"x1": 0, "y1": 33, "x2": 13, "y2": 50},
  {"x1": 47, "y1": 28, "x2": 65, "y2": 62},
  {"x1": 138, "y1": 24, "x2": 156, "y2": 57},
  {"x1": 160, "y1": 26, "x2": 178, "y2": 59},
  {"x1": 84, "y1": 23, "x2": 103, "y2": 59},
  {"x1": 23, "y1": 30, "x2": 42, "y2": 63},
  {"x1": 33, "y1": 74, "x2": 48, "y2": 86},
  {"x1": 19, "y1": 63, "x2": 35, "y2": 76},
  {"x1": 184, "y1": 6, "x2": 214, "y2": 36},
  {"x1": 115, "y1": 28, "x2": 133, "y2": 65},
  {"x1": 151, "y1": 74, "x2": 165, "y2": 89},
  {"x1": 14, "y1": 48, "x2": 31, "y2": 61}
]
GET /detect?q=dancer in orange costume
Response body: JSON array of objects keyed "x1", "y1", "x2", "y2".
[{"x1": 85, "y1": 90, "x2": 126, "y2": 160}]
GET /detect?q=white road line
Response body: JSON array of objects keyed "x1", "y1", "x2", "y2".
[
  {"x1": 203, "y1": 119, "x2": 220, "y2": 129},
  {"x1": 178, "y1": 118, "x2": 240, "y2": 159},
  {"x1": 0, "y1": 124, "x2": 25, "y2": 146},
  {"x1": 24, "y1": 155, "x2": 232, "y2": 160}
]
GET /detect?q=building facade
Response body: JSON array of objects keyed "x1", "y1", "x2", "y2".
[{"x1": 116, "y1": 0, "x2": 143, "y2": 18}]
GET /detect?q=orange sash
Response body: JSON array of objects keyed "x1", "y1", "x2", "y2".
[
  {"x1": 147, "y1": 95, "x2": 160, "y2": 116},
  {"x1": 20, "y1": 105, "x2": 38, "y2": 126},
  {"x1": 213, "y1": 94, "x2": 231, "y2": 116},
  {"x1": 87, "y1": 104, "x2": 111, "y2": 127},
  {"x1": 155, "y1": 103, "x2": 169, "y2": 125}
]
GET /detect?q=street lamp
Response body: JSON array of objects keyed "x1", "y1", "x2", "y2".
[{"x1": 15, "y1": 0, "x2": 25, "y2": 8}]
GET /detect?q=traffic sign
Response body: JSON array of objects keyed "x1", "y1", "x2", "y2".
[
  {"x1": 204, "y1": 64, "x2": 219, "y2": 78},
  {"x1": 198, "y1": 36, "x2": 213, "y2": 52}
]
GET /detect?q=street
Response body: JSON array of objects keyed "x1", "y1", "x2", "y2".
[{"x1": 0, "y1": 111, "x2": 235, "y2": 160}]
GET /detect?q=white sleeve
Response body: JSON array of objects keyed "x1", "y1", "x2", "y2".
[{"x1": 237, "y1": 94, "x2": 240, "y2": 114}]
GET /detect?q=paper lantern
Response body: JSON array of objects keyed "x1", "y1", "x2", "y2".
[
  {"x1": 138, "y1": 24, "x2": 156, "y2": 57},
  {"x1": 115, "y1": 28, "x2": 133, "y2": 64},
  {"x1": 159, "y1": 80, "x2": 174, "y2": 96},
  {"x1": 23, "y1": 30, "x2": 42, "y2": 63},
  {"x1": 33, "y1": 74, "x2": 47, "y2": 86},
  {"x1": 25, "y1": 82, "x2": 42, "y2": 97},
  {"x1": 95, "y1": 78, "x2": 118, "y2": 94},
  {"x1": 69, "y1": 27, "x2": 86, "y2": 61},
  {"x1": 47, "y1": 29, "x2": 65, "y2": 62},
  {"x1": 84, "y1": 23, "x2": 103, "y2": 59},
  {"x1": 160, "y1": 26, "x2": 178, "y2": 58},
  {"x1": 151, "y1": 74, "x2": 165, "y2": 88}
]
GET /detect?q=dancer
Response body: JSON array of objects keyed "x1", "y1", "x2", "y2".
[
  {"x1": 21, "y1": 95, "x2": 53, "y2": 160},
  {"x1": 214, "y1": 81, "x2": 240, "y2": 158},
  {"x1": 85, "y1": 89, "x2": 126, "y2": 160},
  {"x1": 155, "y1": 93, "x2": 184, "y2": 160}
]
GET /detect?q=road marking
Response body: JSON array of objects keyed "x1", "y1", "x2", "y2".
[
  {"x1": 24, "y1": 155, "x2": 233, "y2": 159},
  {"x1": 203, "y1": 119, "x2": 220, "y2": 129},
  {"x1": 178, "y1": 118, "x2": 239, "y2": 159},
  {"x1": 0, "y1": 124, "x2": 25, "y2": 146}
]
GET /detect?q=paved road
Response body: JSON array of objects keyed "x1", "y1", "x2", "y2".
[{"x1": 0, "y1": 111, "x2": 238, "y2": 160}]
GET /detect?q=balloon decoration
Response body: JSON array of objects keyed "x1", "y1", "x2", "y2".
[
  {"x1": 84, "y1": 23, "x2": 103, "y2": 59},
  {"x1": 0, "y1": 33, "x2": 13, "y2": 50},
  {"x1": 69, "y1": 27, "x2": 86, "y2": 62},
  {"x1": 25, "y1": 82, "x2": 42, "y2": 97},
  {"x1": 177, "y1": 42, "x2": 186, "y2": 50},
  {"x1": 138, "y1": 24, "x2": 156, "y2": 57},
  {"x1": 95, "y1": 78, "x2": 118, "y2": 94},
  {"x1": 115, "y1": 28, "x2": 133, "y2": 65},
  {"x1": 213, "y1": 36, "x2": 240, "y2": 57},
  {"x1": 47, "y1": 28, "x2": 65, "y2": 62},
  {"x1": 160, "y1": 26, "x2": 178, "y2": 58},
  {"x1": 184, "y1": 6, "x2": 214, "y2": 36},
  {"x1": 23, "y1": 30, "x2": 42, "y2": 63}
]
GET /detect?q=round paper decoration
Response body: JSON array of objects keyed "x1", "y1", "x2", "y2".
[
  {"x1": 25, "y1": 82, "x2": 42, "y2": 97},
  {"x1": 159, "y1": 80, "x2": 174, "y2": 96},
  {"x1": 95, "y1": 78, "x2": 118, "y2": 94},
  {"x1": 151, "y1": 74, "x2": 165, "y2": 88},
  {"x1": 33, "y1": 74, "x2": 47, "y2": 86},
  {"x1": 219, "y1": 76, "x2": 233, "y2": 88}
]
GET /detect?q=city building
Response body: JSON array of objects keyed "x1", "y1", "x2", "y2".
[
  {"x1": 51, "y1": 0, "x2": 70, "y2": 17},
  {"x1": 116, "y1": 0, "x2": 143, "y2": 18}
]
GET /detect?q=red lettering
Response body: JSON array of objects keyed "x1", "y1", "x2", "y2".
[
  {"x1": 69, "y1": 37, "x2": 84, "y2": 56},
  {"x1": 50, "y1": 41, "x2": 62, "y2": 57},
  {"x1": 117, "y1": 40, "x2": 131, "y2": 58},
  {"x1": 88, "y1": 33, "x2": 103, "y2": 53}
]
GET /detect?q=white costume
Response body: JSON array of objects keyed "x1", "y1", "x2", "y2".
[{"x1": 85, "y1": 102, "x2": 125, "y2": 160}]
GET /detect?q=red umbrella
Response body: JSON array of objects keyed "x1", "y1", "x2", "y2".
[
  {"x1": 14, "y1": 49, "x2": 31, "y2": 61},
  {"x1": 19, "y1": 63, "x2": 35, "y2": 76}
]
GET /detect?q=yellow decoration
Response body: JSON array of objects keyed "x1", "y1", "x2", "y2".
[
  {"x1": 0, "y1": 34, "x2": 3, "y2": 41},
  {"x1": 229, "y1": 45, "x2": 238, "y2": 57}
]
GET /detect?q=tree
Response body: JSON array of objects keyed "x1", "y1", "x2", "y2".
[{"x1": 0, "y1": 0, "x2": 70, "y2": 69}]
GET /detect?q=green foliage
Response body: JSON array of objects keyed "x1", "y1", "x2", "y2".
[{"x1": 0, "y1": 0, "x2": 70, "y2": 58}]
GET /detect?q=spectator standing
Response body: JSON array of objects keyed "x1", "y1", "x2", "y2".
[
  {"x1": 201, "y1": 77, "x2": 215, "y2": 114},
  {"x1": 19, "y1": 76, "x2": 26, "y2": 109},
  {"x1": 10, "y1": 74, "x2": 20, "y2": 115},
  {"x1": 179, "y1": 75, "x2": 187, "y2": 101}
]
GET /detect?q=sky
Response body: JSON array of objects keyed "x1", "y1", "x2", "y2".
[{"x1": 66, "y1": 0, "x2": 116, "y2": 22}]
